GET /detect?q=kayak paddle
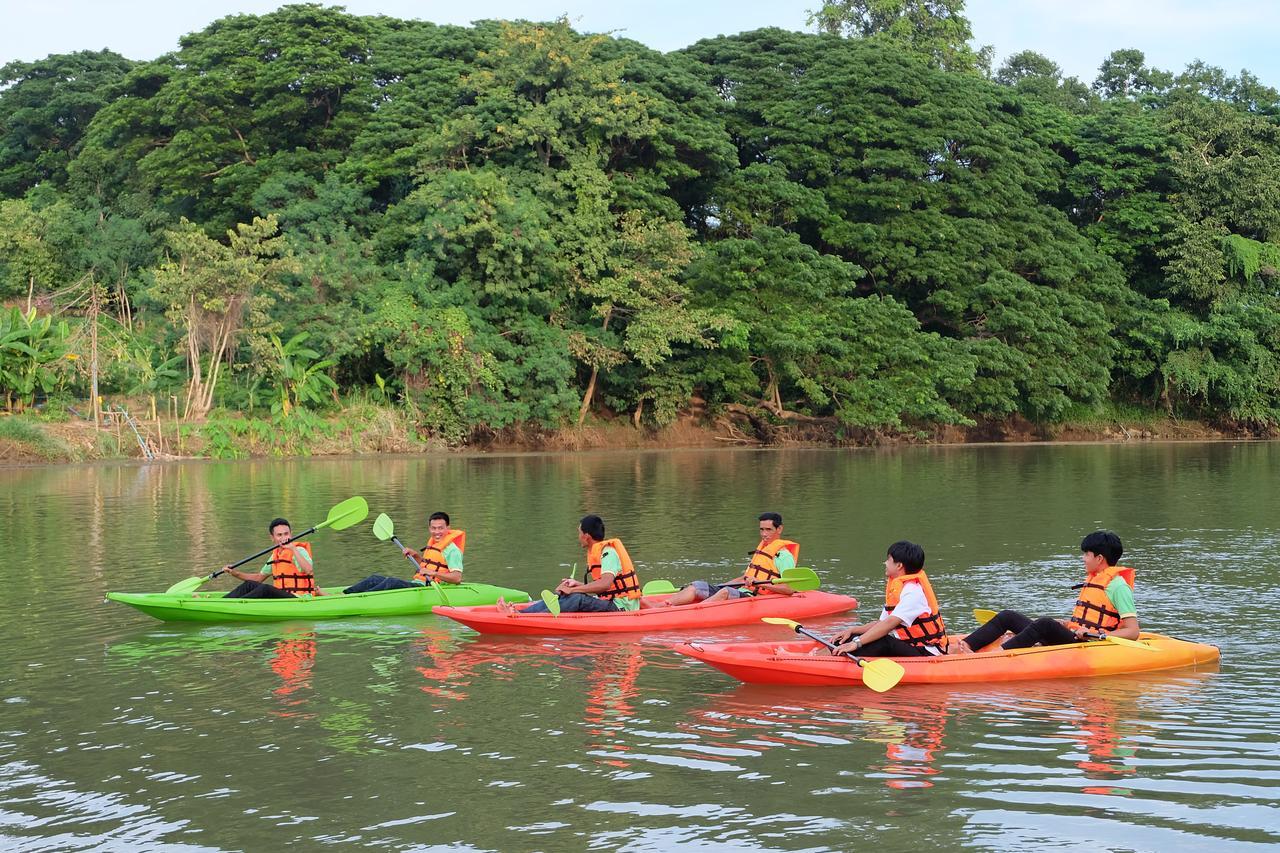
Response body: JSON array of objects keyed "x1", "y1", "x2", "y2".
[
  {"x1": 762, "y1": 618, "x2": 905, "y2": 692},
  {"x1": 722, "y1": 567, "x2": 821, "y2": 592},
  {"x1": 372, "y1": 512, "x2": 449, "y2": 606},
  {"x1": 165, "y1": 496, "x2": 369, "y2": 594},
  {"x1": 540, "y1": 589, "x2": 562, "y2": 616},
  {"x1": 641, "y1": 580, "x2": 679, "y2": 595},
  {"x1": 971, "y1": 608, "x2": 1157, "y2": 651}
]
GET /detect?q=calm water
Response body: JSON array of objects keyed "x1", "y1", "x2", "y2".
[{"x1": 0, "y1": 444, "x2": 1276, "y2": 851}]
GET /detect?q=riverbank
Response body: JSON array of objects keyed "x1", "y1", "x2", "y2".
[{"x1": 0, "y1": 400, "x2": 1250, "y2": 466}]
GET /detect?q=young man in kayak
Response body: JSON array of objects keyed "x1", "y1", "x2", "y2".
[
  {"x1": 497, "y1": 515, "x2": 641, "y2": 614},
  {"x1": 223, "y1": 518, "x2": 323, "y2": 599},
  {"x1": 648, "y1": 512, "x2": 799, "y2": 607},
  {"x1": 826, "y1": 540, "x2": 948, "y2": 657},
  {"x1": 343, "y1": 511, "x2": 464, "y2": 593},
  {"x1": 950, "y1": 530, "x2": 1139, "y2": 654}
]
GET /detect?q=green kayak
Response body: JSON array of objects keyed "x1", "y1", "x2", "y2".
[{"x1": 106, "y1": 583, "x2": 531, "y2": 623}]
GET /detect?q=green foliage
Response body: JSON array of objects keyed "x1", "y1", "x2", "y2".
[
  {"x1": 0, "y1": 199, "x2": 63, "y2": 297},
  {"x1": 0, "y1": 50, "x2": 136, "y2": 195},
  {"x1": 0, "y1": 307, "x2": 72, "y2": 411},
  {"x1": 9, "y1": 11, "x2": 1280, "y2": 443},
  {"x1": 687, "y1": 228, "x2": 974, "y2": 429},
  {"x1": 0, "y1": 416, "x2": 75, "y2": 460},
  {"x1": 266, "y1": 332, "x2": 338, "y2": 416},
  {"x1": 809, "y1": 0, "x2": 989, "y2": 72}
]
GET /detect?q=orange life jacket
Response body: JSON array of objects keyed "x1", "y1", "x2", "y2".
[
  {"x1": 415, "y1": 530, "x2": 466, "y2": 583},
  {"x1": 885, "y1": 570, "x2": 947, "y2": 649},
  {"x1": 1067, "y1": 564, "x2": 1135, "y2": 632},
  {"x1": 586, "y1": 538, "x2": 641, "y2": 601},
  {"x1": 267, "y1": 541, "x2": 315, "y2": 594},
  {"x1": 745, "y1": 538, "x2": 801, "y2": 585}
]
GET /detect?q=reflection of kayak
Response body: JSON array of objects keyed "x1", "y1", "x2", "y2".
[
  {"x1": 676, "y1": 633, "x2": 1220, "y2": 686},
  {"x1": 106, "y1": 583, "x2": 531, "y2": 623},
  {"x1": 434, "y1": 591, "x2": 859, "y2": 635}
]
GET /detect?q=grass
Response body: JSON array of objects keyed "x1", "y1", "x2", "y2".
[{"x1": 0, "y1": 417, "x2": 77, "y2": 462}]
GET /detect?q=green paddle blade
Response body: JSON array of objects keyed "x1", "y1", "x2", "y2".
[
  {"x1": 859, "y1": 658, "x2": 906, "y2": 692},
  {"x1": 642, "y1": 579, "x2": 678, "y2": 595},
  {"x1": 373, "y1": 512, "x2": 394, "y2": 541},
  {"x1": 320, "y1": 496, "x2": 368, "y2": 531},
  {"x1": 164, "y1": 574, "x2": 211, "y2": 595},
  {"x1": 778, "y1": 567, "x2": 821, "y2": 592},
  {"x1": 540, "y1": 589, "x2": 561, "y2": 616},
  {"x1": 973, "y1": 608, "x2": 998, "y2": 625}
]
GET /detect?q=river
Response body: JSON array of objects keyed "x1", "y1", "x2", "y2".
[{"x1": 0, "y1": 444, "x2": 1275, "y2": 850}]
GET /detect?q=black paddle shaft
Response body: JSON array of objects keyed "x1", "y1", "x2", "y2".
[
  {"x1": 390, "y1": 536, "x2": 424, "y2": 572},
  {"x1": 792, "y1": 624, "x2": 870, "y2": 668},
  {"x1": 210, "y1": 524, "x2": 319, "y2": 579}
]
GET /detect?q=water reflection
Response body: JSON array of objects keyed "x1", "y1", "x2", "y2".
[{"x1": 6, "y1": 445, "x2": 1280, "y2": 850}]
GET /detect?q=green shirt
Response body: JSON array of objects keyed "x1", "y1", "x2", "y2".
[
  {"x1": 261, "y1": 545, "x2": 312, "y2": 578},
  {"x1": 774, "y1": 548, "x2": 796, "y2": 572},
  {"x1": 412, "y1": 541, "x2": 463, "y2": 585},
  {"x1": 601, "y1": 546, "x2": 641, "y2": 612},
  {"x1": 1106, "y1": 576, "x2": 1137, "y2": 619}
]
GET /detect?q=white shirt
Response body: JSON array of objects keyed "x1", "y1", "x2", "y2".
[{"x1": 879, "y1": 582, "x2": 944, "y2": 657}]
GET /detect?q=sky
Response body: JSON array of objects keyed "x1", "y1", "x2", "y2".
[{"x1": 2, "y1": 0, "x2": 1279, "y2": 88}]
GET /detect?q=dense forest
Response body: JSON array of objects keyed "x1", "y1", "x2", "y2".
[{"x1": 3, "y1": 1, "x2": 1280, "y2": 451}]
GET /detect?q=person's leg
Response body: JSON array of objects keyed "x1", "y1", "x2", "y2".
[
  {"x1": 705, "y1": 585, "x2": 747, "y2": 603},
  {"x1": 369, "y1": 576, "x2": 418, "y2": 591},
  {"x1": 1002, "y1": 617, "x2": 1080, "y2": 650},
  {"x1": 239, "y1": 582, "x2": 297, "y2": 599},
  {"x1": 960, "y1": 610, "x2": 1032, "y2": 652},
  {"x1": 343, "y1": 574, "x2": 390, "y2": 594},
  {"x1": 223, "y1": 580, "x2": 258, "y2": 599},
  {"x1": 659, "y1": 581, "x2": 711, "y2": 607},
  {"x1": 853, "y1": 635, "x2": 933, "y2": 657},
  {"x1": 557, "y1": 593, "x2": 618, "y2": 612}
]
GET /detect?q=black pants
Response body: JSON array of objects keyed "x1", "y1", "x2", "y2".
[
  {"x1": 344, "y1": 574, "x2": 418, "y2": 594},
  {"x1": 850, "y1": 634, "x2": 935, "y2": 658},
  {"x1": 224, "y1": 580, "x2": 297, "y2": 599},
  {"x1": 964, "y1": 609, "x2": 1082, "y2": 651}
]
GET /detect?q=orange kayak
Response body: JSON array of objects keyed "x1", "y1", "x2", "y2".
[
  {"x1": 434, "y1": 590, "x2": 858, "y2": 635},
  {"x1": 676, "y1": 632, "x2": 1220, "y2": 686}
]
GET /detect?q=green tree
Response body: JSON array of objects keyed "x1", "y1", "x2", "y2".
[
  {"x1": 809, "y1": 0, "x2": 989, "y2": 72},
  {"x1": 0, "y1": 50, "x2": 135, "y2": 196},
  {"x1": 148, "y1": 215, "x2": 297, "y2": 418},
  {"x1": 687, "y1": 227, "x2": 974, "y2": 430}
]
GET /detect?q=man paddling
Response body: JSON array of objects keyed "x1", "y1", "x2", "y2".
[
  {"x1": 497, "y1": 515, "x2": 641, "y2": 614},
  {"x1": 223, "y1": 517, "x2": 323, "y2": 598},
  {"x1": 949, "y1": 530, "x2": 1139, "y2": 654},
  {"x1": 344, "y1": 511, "x2": 464, "y2": 593},
  {"x1": 650, "y1": 512, "x2": 799, "y2": 607},
  {"x1": 826, "y1": 540, "x2": 947, "y2": 657}
]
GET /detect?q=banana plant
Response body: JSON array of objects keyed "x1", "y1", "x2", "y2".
[
  {"x1": 0, "y1": 307, "x2": 70, "y2": 411},
  {"x1": 268, "y1": 332, "x2": 338, "y2": 417}
]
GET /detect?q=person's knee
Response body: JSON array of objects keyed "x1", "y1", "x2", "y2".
[
  {"x1": 1032, "y1": 617, "x2": 1058, "y2": 629},
  {"x1": 687, "y1": 581, "x2": 712, "y2": 600}
]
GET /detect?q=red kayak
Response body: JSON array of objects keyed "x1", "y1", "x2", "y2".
[
  {"x1": 434, "y1": 591, "x2": 859, "y2": 635},
  {"x1": 676, "y1": 633, "x2": 1220, "y2": 686}
]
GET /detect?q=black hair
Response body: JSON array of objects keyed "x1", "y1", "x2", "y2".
[
  {"x1": 886, "y1": 540, "x2": 925, "y2": 573},
  {"x1": 759, "y1": 512, "x2": 783, "y2": 528},
  {"x1": 268, "y1": 517, "x2": 291, "y2": 534},
  {"x1": 1080, "y1": 530, "x2": 1123, "y2": 566},
  {"x1": 580, "y1": 514, "x2": 605, "y2": 541},
  {"x1": 429, "y1": 511, "x2": 450, "y2": 525}
]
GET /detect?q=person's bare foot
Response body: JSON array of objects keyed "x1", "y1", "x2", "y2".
[
  {"x1": 495, "y1": 597, "x2": 517, "y2": 617},
  {"x1": 948, "y1": 638, "x2": 973, "y2": 655}
]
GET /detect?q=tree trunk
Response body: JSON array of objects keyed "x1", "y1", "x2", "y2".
[
  {"x1": 577, "y1": 366, "x2": 599, "y2": 427},
  {"x1": 576, "y1": 309, "x2": 612, "y2": 427}
]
